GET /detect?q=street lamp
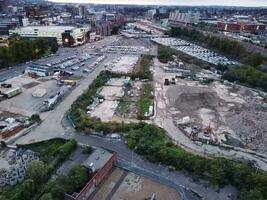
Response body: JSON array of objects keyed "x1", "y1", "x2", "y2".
[{"x1": 131, "y1": 146, "x2": 138, "y2": 167}]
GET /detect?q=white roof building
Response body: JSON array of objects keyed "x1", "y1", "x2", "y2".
[{"x1": 9, "y1": 25, "x2": 89, "y2": 46}]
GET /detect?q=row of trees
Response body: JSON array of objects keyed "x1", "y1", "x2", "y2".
[
  {"x1": 68, "y1": 71, "x2": 111, "y2": 131},
  {"x1": 137, "y1": 82, "x2": 154, "y2": 120},
  {"x1": 135, "y1": 55, "x2": 153, "y2": 80},
  {"x1": 222, "y1": 65, "x2": 267, "y2": 91},
  {"x1": 159, "y1": 26, "x2": 267, "y2": 91},
  {"x1": 169, "y1": 27, "x2": 266, "y2": 68},
  {"x1": 0, "y1": 35, "x2": 58, "y2": 67},
  {"x1": 69, "y1": 55, "x2": 154, "y2": 131},
  {"x1": 126, "y1": 123, "x2": 267, "y2": 200}
]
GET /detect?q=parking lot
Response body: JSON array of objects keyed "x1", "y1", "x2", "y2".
[
  {"x1": 0, "y1": 75, "x2": 60, "y2": 116},
  {"x1": 152, "y1": 37, "x2": 238, "y2": 66},
  {"x1": 106, "y1": 55, "x2": 139, "y2": 74},
  {"x1": 100, "y1": 37, "x2": 151, "y2": 55}
]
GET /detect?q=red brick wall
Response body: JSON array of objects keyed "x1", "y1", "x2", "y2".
[
  {"x1": 1, "y1": 126, "x2": 23, "y2": 138},
  {"x1": 217, "y1": 22, "x2": 241, "y2": 32},
  {"x1": 74, "y1": 153, "x2": 117, "y2": 200}
]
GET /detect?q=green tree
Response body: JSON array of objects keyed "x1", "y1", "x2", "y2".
[
  {"x1": 15, "y1": 179, "x2": 35, "y2": 200},
  {"x1": 246, "y1": 52, "x2": 264, "y2": 67},
  {"x1": 67, "y1": 165, "x2": 88, "y2": 192},
  {"x1": 40, "y1": 193, "x2": 54, "y2": 200},
  {"x1": 27, "y1": 160, "x2": 48, "y2": 185}
]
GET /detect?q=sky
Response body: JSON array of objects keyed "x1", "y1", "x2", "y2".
[{"x1": 50, "y1": 0, "x2": 267, "y2": 7}]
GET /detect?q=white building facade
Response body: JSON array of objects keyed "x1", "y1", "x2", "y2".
[
  {"x1": 9, "y1": 25, "x2": 89, "y2": 46},
  {"x1": 169, "y1": 11, "x2": 200, "y2": 25}
]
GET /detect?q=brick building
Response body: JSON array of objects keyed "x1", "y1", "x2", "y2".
[{"x1": 65, "y1": 148, "x2": 117, "y2": 200}]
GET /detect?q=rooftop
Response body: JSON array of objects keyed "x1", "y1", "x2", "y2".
[
  {"x1": 11, "y1": 25, "x2": 76, "y2": 33},
  {"x1": 83, "y1": 148, "x2": 113, "y2": 171}
]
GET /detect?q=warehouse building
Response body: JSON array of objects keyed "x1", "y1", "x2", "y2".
[
  {"x1": 9, "y1": 25, "x2": 90, "y2": 46},
  {"x1": 218, "y1": 21, "x2": 266, "y2": 33},
  {"x1": 25, "y1": 64, "x2": 54, "y2": 77}
]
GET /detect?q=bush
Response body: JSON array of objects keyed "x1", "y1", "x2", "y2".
[
  {"x1": 27, "y1": 160, "x2": 48, "y2": 186},
  {"x1": 29, "y1": 114, "x2": 41, "y2": 123},
  {"x1": 82, "y1": 145, "x2": 94, "y2": 154},
  {"x1": 125, "y1": 123, "x2": 267, "y2": 200},
  {"x1": 55, "y1": 139, "x2": 77, "y2": 162}
]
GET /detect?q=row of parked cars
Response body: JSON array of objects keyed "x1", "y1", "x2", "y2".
[
  {"x1": 101, "y1": 45, "x2": 149, "y2": 54},
  {"x1": 152, "y1": 38, "x2": 238, "y2": 66}
]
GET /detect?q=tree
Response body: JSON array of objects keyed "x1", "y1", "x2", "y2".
[
  {"x1": 111, "y1": 25, "x2": 121, "y2": 35},
  {"x1": 15, "y1": 179, "x2": 36, "y2": 200},
  {"x1": 246, "y1": 52, "x2": 264, "y2": 67},
  {"x1": 29, "y1": 113, "x2": 41, "y2": 123},
  {"x1": 67, "y1": 165, "x2": 88, "y2": 192},
  {"x1": 40, "y1": 193, "x2": 53, "y2": 200},
  {"x1": 49, "y1": 38, "x2": 58, "y2": 53},
  {"x1": 27, "y1": 160, "x2": 48, "y2": 185}
]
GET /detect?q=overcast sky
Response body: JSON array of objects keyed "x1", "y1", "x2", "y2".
[{"x1": 50, "y1": 0, "x2": 267, "y2": 7}]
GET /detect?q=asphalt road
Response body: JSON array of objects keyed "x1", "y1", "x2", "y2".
[{"x1": 73, "y1": 133, "x2": 237, "y2": 200}]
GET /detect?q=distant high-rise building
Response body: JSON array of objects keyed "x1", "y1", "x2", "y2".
[
  {"x1": 78, "y1": 5, "x2": 87, "y2": 17},
  {"x1": 0, "y1": 0, "x2": 4, "y2": 12},
  {"x1": 146, "y1": 9, "x2": 157, "y2": 20},
  {"x1": 25, "y1": 5, "x2": 48, "y2": 19},
  {"x1": 169, "y1": 11, "x2": 200, "y2": 25},
  {"x1": 0, "y1": 0, "x2": 11, "y2": 12},
  {"x1": 158, "y1": 7, "x2": 167, "y2": 14}
]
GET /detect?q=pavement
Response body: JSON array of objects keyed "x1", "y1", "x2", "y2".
[{"x1": 73, "y1": 134, "x2": 237, "y2": 200}]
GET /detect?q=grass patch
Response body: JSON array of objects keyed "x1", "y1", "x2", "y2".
[{"x1": 137, "y1": 82, "x2": 154, "y2": 119}]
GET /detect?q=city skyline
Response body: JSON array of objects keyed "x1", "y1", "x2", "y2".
[{"x1": 49, "y1": 0, "x2": 267, "y2": 7}]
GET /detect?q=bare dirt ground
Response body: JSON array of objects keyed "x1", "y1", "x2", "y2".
[
  {"x1": 154, "y1": 57, "x2": 267, "y2": 157},
  {"x1": 92, "y1": 168, "x2": 181, "y2": 200},
  {"x1": 91, "y1": 168, "x2": 124, "y2": 200},
  {"x1": 112, "y1": 172, "x2": 181, "y2": 200},
  {"x1": 153, "y1": 47, "x2": 267, "y2": 151}
]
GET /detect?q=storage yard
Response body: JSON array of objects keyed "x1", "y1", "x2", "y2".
[
  {"x1": 154, "y1": 58, "x2": 267, "y2": 154},
  {"x1": 0, "y1": 75, "x2": 69, "y2": 116},
  {"x1": 152, "y1": 37, "x2": 238, "y2": 66}
]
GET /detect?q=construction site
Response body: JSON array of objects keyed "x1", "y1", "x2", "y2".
[{"x1": 154, "y1": 58, "x2": 267, "y2": 155}]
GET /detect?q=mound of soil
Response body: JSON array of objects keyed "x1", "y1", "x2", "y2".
[{"x1": 167, "y1": 86, "x2": 219, "y2": 112}]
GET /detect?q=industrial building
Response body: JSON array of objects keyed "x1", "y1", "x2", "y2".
[
  {"x1": 65, "y1": 148, "x2": 117, "y2": 200},
  {"x1": 0, "y1": 19, "x2": 19, "y2": 35},
  {"x1": 25, "y1": 64, "x2": 54, "y2": 77},
  {"x1": 168, "y1": 11, "x2": 200, "y2": 26},
  {"x1": 218, "y1": 21, "x2": 266, "y2": 33},
  {"x1": 9, "y1": 25, "x2": 90, "y2": 46}
]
